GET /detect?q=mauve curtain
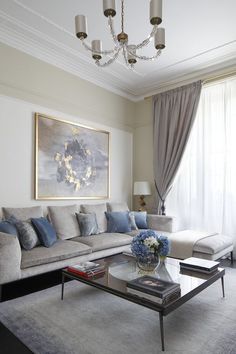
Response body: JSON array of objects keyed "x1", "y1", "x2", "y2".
[{"x1": 153, "y1": 81, "x2": 202, "y2": 214}]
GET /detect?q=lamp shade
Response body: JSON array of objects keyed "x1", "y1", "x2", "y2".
[{"x1": 134, "y1": 181, "x2": 151, "y2": 196}]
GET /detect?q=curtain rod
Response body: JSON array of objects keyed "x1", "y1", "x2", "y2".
[
  {"x1": 144, "y1": 70, "x2": 236, "y2": 100},
  {"x1": 202, "y1": 70, "x2": 236, "y2": 85}
]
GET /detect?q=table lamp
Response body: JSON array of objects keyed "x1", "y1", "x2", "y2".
[{"x1": 134, "y1": 181, "x2": 151, "y2": 211}]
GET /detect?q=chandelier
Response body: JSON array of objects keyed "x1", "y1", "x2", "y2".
[{"x1": 75, "y1": 0, "x2": 165, "y2": 69}]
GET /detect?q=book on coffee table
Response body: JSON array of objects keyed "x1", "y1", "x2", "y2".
[
  {"x1": 67, "y1": 262, "x2": 106, "y2": 279},
  {"x1": 127, "y1": 275, "x2": 180, "y2": 304},
  {"x1": 179, "y1": 257, "x2": 219, "y2": 274}
]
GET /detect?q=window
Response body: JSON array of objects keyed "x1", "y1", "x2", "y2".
[{"x1": 166, "y1": 77, "x2": 236, "y2": 245}]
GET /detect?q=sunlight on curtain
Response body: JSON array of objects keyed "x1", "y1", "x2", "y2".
[{"x1": 166, "y1": 77, "x2": 236, "y2": 245}]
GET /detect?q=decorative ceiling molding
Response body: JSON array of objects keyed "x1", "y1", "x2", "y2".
[{"x1": 0, "y1": 1, "x2": 235, "y2": 102}]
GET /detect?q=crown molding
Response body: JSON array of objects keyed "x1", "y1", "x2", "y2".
[
  {"x1": 139, "y1": 57, "x2": 236, "y2": 100},
  {"x1": 0, "y1": 2, "x2": 235, "y2": 102},
  {"x1": 0, "y1": 9, "x2": 139, "y2": 101}
]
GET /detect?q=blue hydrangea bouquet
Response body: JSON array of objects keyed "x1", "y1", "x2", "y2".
[{"x1": 131, "y1": 229, "x2": 170, "y2": 271}]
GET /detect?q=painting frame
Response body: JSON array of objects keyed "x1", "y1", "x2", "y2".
[{"x1": 34, "y1": 112, "x2": 110, "y2": 200}]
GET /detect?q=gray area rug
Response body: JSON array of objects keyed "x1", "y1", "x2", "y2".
[{"x1": 1, "y1": 268, "x2": 236, "y2": 354}]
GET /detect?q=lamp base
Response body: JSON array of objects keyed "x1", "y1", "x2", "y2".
[{"x1": 139, "y1": 195, "x2": 147, "y2": 211}]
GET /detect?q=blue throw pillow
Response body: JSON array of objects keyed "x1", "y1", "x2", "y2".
[
  {"x1": 133, "y1": 211, "x2": 148, "y2": 229},
  {"x1": 105, "y1": 211, "x2": 131, "y2": 233},
  {"x1": 31, "y1": 217, "x2": 57, "y2": 247},
  {"x1": 0, "y1": 220, "x2": 18, "y2": 236}
]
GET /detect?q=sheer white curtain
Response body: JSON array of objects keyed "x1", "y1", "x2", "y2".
[{"x1": 166, "y1": 77, "x2": 236, "y2": 248}]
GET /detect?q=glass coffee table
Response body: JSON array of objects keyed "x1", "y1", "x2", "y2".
[{"x1": 61, "y1": 253, "x2": 225, "y2": 352}]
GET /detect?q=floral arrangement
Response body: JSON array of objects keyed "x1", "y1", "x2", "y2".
[{"x1": 131, "y1": 229, "x2": 170, "y2": 259}]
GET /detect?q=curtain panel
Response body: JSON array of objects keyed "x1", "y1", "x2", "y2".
[
  {"x1": 153, "y1": 81, "x2": 202, "y2": 214},
  {"x1": 166, "y1": 77, "x2": 236, "y2": 252}
]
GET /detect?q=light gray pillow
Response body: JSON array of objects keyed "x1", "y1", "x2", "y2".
[
  {"x1": 48, "y1": 205, "x2": 80, "y2": 240},
  {"x1": 76, "y1": 213, "x2": 99, "y2": 236},
  {"x1": 107, "y1": 202, "x2": 129, "y2": 212},
  {"x1": 81, "y1": 203, "x2": 107, "y2": 233},
  {"x1": 15, "y1": 220, "x2": 40, "y2": 250},
  {"x1": 3, "y1": 206, "x2": 43, "y2": 221},
  {"x1": 129, "y1": 212, "x2": 138, "y2": 230}
]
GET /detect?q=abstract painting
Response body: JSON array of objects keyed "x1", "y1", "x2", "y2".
[{"x1": 35, "y1": 113, "x2": 110, "y2": 199}]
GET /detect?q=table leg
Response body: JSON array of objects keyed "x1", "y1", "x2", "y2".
[
  {"x1": 61, "y1": 273, "x2": 65, "y2": 300},
  {"x1": 221, "y1": 276, "x2": 225, "y2": 298},
  {"x1": 230, "y1": 251, "x2": 234, "y2": 265},
  {"x1": 159, "y1": 313, "x2": 165, "y2": 351}
]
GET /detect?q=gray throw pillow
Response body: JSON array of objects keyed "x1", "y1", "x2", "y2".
[
  {"x1": 129, "y1": 212, "x2": 138, "y2": 230},
  {"x1": 15, "y1": 220, "x2": 40, "y2": 250},
  {"x1": 81, "y1": 203, "x2": 107, "y2": 233},
  {"x1": 76, "y1": 213, "x2": 99, "y2": 236}
]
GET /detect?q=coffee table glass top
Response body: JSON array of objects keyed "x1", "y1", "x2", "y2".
[{"x1": 63, "y1": 253, "x2": 224, "y2": 308}]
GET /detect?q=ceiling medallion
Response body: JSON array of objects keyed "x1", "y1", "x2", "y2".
[{"x1": 75, "y1": 0, "x2": 165, "y2": 69}]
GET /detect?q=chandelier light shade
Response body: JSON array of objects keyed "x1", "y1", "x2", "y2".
[{"x1": 74, "y1": 0, "x2": 165, "y2": 69}]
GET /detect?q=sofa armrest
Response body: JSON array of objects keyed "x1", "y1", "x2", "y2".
[
  {"x1": 147, "y1": 214, "x2": 179, "y2": 233},
  {"x1": 0, "y1": 232, "x2": 22, "y2": 285}
]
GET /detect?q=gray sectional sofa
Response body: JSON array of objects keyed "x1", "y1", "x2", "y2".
[{"x1": 0, "y1": 202, "x2": 234, "y2": 291}]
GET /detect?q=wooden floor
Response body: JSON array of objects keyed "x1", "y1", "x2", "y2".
[{"x1": 0, "y1": 258, "x2": 234, "y2": 354}]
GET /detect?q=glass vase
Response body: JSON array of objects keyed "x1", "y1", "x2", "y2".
[{"x1": 137, "y1": 254, "x2": 160, "y2": 271}]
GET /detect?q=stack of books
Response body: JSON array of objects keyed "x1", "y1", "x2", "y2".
[
  {"x1": 127, "y1": 275, "x2": 181, "y2": 305},
  {"x1": 67, "y1": 261, "x2": 106, "y2": 279},
  {"x1": 179, "y1": 257, "x2": 219, "y2": 274}
]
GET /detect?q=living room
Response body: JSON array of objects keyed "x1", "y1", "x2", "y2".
[{"x1": 0, "y1": 0, "x2": 236, "y2": 353}]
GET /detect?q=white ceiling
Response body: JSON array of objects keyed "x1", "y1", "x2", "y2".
[{"x1": 0, "y1": 0, "x2": 235, "y2": 101}]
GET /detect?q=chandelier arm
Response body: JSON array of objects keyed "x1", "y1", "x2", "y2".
[
  {"x1": 122, "y1": 45, "x2": 129, "y2": 67},
  {"x1": 81, "y1": 39, "x2": 118, "y2": 55},
  {"x1": 134, "y1": 25, "x2": 158, "y2": 50},
  {"x1": 95, "y1": 48, "x2": 121, "y2": 67},
  {"x1": 108, "y1": 16, "x2": 119, "y2": 45},
  {"x1": 126, "y1": 48, "x2": 162, "y2": 61}
]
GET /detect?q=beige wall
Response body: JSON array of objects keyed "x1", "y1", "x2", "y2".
[
  {"x1": 0, "y1": 43, "x2": 135, "y2": 132},
  {"x1": 133, "y1": 98, "x2": 156, "y2": 212},
  {"x1": 0, "y1": 43, "x2": 135, "y2": 209}
]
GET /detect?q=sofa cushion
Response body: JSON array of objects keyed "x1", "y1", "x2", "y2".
[
  {"x1": 81, "y1": 203, "x2": 107, "y2": 233},
  {"x1": 193, "y1": 234, "x2": 233, "y2": 255},
  {"x1": 31, "y1": 217, "x2": 57, "y2": 248},
  {"x1": 126, "y1": 230, "x2": 140, "y2": 237},
  {"x1": 0, "y1": 220, "x2": 18, "y2": 236},
  {"x1": 0, "y1": 232, "x2": 22, "y2": 284},
  {"x1": 15, "y1": 220, "x2": 40, "y2": 250},
  {"x1": 72, "y1": 233, "x2": 132, "y2": 252},
  {"x1": 2, "y1": 206, "x2": 43, "y2": 221},
  {"x1": 21, "y1": 240, "x2": 92, "y2": 269},
  {"x1": 107, "y1": 202, "x2": 129, "y2": 212},
  {"x1": 105, "y1": 211, "x2": 131, "y2": 233},
  {"x1": 133, "y1": 211, "x2": 148, "y2": 229},
  {"x1": 48, "y1": 205, "x2": 80, "y2": 240},
  {"x1": 76, "y1": 213, "x2": 99, "y2": 236}
]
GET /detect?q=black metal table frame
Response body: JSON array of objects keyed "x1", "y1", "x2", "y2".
[{"x1": 61, "y1": 267, "x2": 225, "y2": 352}]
